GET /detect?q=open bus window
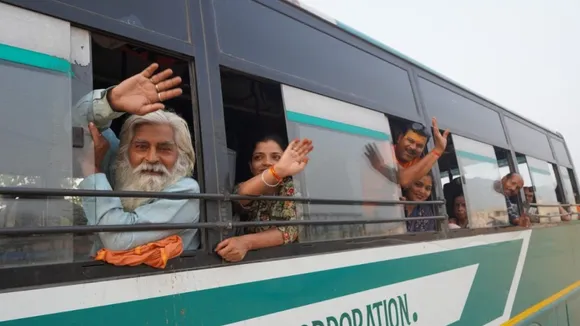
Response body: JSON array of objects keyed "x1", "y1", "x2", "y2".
[
  {"x1": 221, "y1": 68, "x2": 409, "y2": 246},
  {"x1": 517, "y1": 153, "x2": 569, "y2": 223},
  {"x1": 280, "y1": 85, "x2": 405, "y2": 241},
  {"x1": 444, "y1": 135, "x2": 513, "y2": 229},
  {"x1": 0, "y1": 28, "x2": 202, "y2": 268}
]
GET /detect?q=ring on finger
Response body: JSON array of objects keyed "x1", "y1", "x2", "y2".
[
  {"x1": 157, "y1": 92, "x2": 162, "y2": 102},
  {"x1": 155, "y1": 84, "x2": 160, "y2": 92}
]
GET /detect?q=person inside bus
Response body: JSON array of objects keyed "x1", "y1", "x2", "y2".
[
  {"x1": 523, "y1": 186, "x2": 538, "y2": 218},
  {"x1": 401, "y1": 173, "x2": 437, "y2": 232},
  {"x1": 215, "y1": 135, "x2": 313, "y2": 262},
  {"x1": 365, "y1": 118, "x2": 449, "y2": 189},
  {"x1": 75, "y1": 63, "x2": 201, "y2": 256},
  {"x1": 494, "y1": 172, "x2": 530, "y2": 227},
  {"x1": 448, "y1": 193, "x2": 468, "y2": 229}
]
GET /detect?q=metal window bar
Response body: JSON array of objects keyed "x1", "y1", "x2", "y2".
[
  {"x1": 530, "y1": 213, "x2": 579, "y2": 218},
  {"x1": 0, "y1": 216, "x2": 446, "y2": 236},
  {"x1": 529, "y1": 203, "x2": 576, "y2": 207},
  {"x1": 0, "y1": 187, "x2": 446, "y2": 236},
  {"x1": 0, "y1": 187, "x2": 445, "y2": 206}
]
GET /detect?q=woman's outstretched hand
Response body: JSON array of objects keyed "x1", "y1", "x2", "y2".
[{"x1": 273, "y1": 138, "x2": 313, "y2": 178}]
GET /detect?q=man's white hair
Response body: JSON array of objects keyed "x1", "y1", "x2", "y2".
[{"x1": 113, "y1": 110, "x2": 195, "y2": 211}]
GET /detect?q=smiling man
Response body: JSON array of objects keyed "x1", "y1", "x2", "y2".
[
  {"x1": 366, "y1": 118, "x2": 449, "y2": 188},
  {"x1": 76, "y1": 63, "x2": 201, "y2": 253}
]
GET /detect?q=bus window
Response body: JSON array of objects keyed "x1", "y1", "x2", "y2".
[
  {"x1": 0, "y1": 21, "x2": 201, "y2": 268},
  {"x1": 525, "y1": 156, "x2": 560, "y2": 223},
  {"x1": 0, "y1": 6, "x2": 90, "y2": 267},
  {"x1": 280, "y1": 85, "x2": 405, "y2": 242},
  {"x1": 558, "y1": 166, "x2": 577, "y2": 218},
  {"x1": 451, "y1": 135, "x2": 510, "y2": 228},
  {"x1": 220, "y1": 68, "x2": 290, "y2": 239}
]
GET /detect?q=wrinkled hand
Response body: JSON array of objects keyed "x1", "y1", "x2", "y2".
[
  {"x1": 80, "y1": 122, "x2": 110, "y2": 176},
  {"x1": 216, "y1": 237, "x2": 251, "y2": 262},
  {"x1": 364, "y1": 143, "x2": 385, "y2": 172},
  {"x1": 107, "y1": 63, "x2": 183, "y2": 115},
  {"x1": 432, "y1": 117, "x2": 450, "y2": 153},
  {"x1": 273, "y1": 138, "x2": 313, "y2": 178}
]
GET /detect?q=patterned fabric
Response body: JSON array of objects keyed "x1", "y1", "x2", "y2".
[
  {"x1": 405, "y1": 205, "x2": 437, "y2": 232},
  {"x1": 505, "y1": 196, "x2": 519, "y2": 225},
  {"x1": 234, "y1": 177, "x2": 299, "y2": 244}
]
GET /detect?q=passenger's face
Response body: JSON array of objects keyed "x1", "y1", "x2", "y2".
[
  {"x1": 396, "y1": 131, "x2": 427, "y2": 162},
  {"x1": 454, "y1": 196, "x2": 467, "y2": 220},
  {"x1": 250, "y1": 140, "x2": 283, "y2": 176},
  {"x1": 524, "y1": 188, "x2": 534, "y2": 202},
  {"x1": 128, "y1": 123, "x2": 178, "y2": 173},
  {"x1": 407, "y1": 175, "x2": 433, "y2": 202},
  {"x1": 502, "y1": 175, "x2": 523, "y2": 197}
]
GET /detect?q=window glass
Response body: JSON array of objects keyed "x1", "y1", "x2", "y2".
[
  {"x1": 213, "y1": 0, "x2": 419, "y2": 120},
  {"x1": 452, "y1": 135, "x2": 509, "y2": 228},
  {"x1": 526, "y1": 156, "x2": 560, "y2": 222},
  {"x1": 418, "y1": 78, "x2": 507, "y2": 146},
  {"x1": 558, "y1": 166, "x2": 577, "y2": 217},
  {"x1": 57, "y1": 0, "x2": 189, "y2": 41},
  {"x1": 281, "y1": 85, "x2": 405, "y2": 242},
  {"x1": 551, "y1": 139, "x2": 572, "y2": 167},
  {"x1": 505, "y1": 117, "x2": 554, "y2": 162},
  {"x1": 0, "y1": 7, "x2": 82, "y2": 268}
]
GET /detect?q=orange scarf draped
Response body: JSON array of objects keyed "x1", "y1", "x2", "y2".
[{"x1": 95, "y1": 235, "x2": 183, "y2": 269}]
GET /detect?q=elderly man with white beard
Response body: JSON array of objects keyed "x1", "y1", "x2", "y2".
[{"x1": 75, "y1": 63, "x2": 200, "y2": 253}]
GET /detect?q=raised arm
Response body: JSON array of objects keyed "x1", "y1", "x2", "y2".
[
  {"x1": 399, "y1": 118, "x2": 449, "y2": 188},
  {"x1": 236, "y1": 139, "x2": 313, "y2": 206}
]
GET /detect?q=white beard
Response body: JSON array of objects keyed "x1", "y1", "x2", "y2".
[{"x1": 114, "y1": 155, "x2": 188, "y2": 212}]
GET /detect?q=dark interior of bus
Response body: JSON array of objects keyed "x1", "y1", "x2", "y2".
[
  {"x1": 220, "y1": 67, "x2": 288, "y2": 186},
  {"x1": 90, "y1": 34, "x2": 197, "y2": 178}
]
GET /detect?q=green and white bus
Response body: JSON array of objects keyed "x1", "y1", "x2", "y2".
[{"x1": 0, "y1": 0, "x2": 579, "y2": 325}]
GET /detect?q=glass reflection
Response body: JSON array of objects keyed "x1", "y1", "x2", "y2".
[
  {"x1": 452, "y1": 135, "x2": 509, "y2": 228},
  {"x1": 526, "y1": 156, "x2": 559, "y2": 222},
  {"x1": 558, "y1": 166, "x2": 577, "y2": 218}
]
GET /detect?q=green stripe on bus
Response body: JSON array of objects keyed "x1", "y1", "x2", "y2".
[
  {"x1": 456, "y1": 150, "x2": 498, "y2": 164},
  {"x1": 6, "y1": 239, "x2": 523, "y2": 326},
  {"x1": 0, "y1": 43, "x2": 71, "y2": 75},
  {"x1": 529, "y1": 166, "x2": 551, "y2": 176},
  {"x1": 286, "y1": 111, "x2": 390, "y2": 141}
]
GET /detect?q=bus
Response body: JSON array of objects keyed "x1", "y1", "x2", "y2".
[{"x1": 0, "y1": 0, "x2": 578, "y2": 325}]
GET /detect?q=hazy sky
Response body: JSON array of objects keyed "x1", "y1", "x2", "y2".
[{"x1": 301, "y1": 0, "x2": 580, "y2": 173}]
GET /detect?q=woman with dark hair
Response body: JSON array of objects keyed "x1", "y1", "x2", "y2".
[
  {"x1": 215, "y1": 135, "x2": 313, "y2": 262},
  {"x1": 402, "y1": 173, "x2": 437, "y2": 232},
  {"x1": 448, "y1": 193, "x2": 468, "y2": 229}
]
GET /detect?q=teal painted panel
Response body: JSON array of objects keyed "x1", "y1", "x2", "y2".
[
  {"x1": 3, "y1": 240, "x2": 523, "y2": 326},
  {"x1": 0, "y1": 43, "x2": 71, "y2": 75},
  {"x1": 511, "y1": 224, "x2": 580, "y2": 318},
  {"x1": 286, "y1": 111, "x2": 391, "y2": 141},
  {"x1": 456, "y1": 150, "x2": 498, "y2": 165}
]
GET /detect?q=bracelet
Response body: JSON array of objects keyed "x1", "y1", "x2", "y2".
[
  {"x1": 269, "y1": 166, "x2": 282, "y2": 182},
  {"x1": 261, "y1": 170, "x2": 280, "y2": 187},
  {"x1": 431, "y1": 149, "x2": 442, "y2": 158}
]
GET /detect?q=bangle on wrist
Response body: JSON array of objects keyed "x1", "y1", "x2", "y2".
[
  {"x1": 431, "y1": 149, "x2": 442, "y2": 157},
  {"x1": 261, "y1": 170, "x2": 280, "y2": 187}
]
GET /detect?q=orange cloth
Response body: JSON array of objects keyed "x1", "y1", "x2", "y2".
[{"x1": 95, "y1": 235, "x2": 183, "y2": 269}]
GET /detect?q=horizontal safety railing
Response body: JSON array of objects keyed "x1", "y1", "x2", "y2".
[
  {"x1": 527, "y1": 203, "x2": 579, "y2": 218},
  {"x1": 529, "y1": 203, "x2": 575, "y2": 207},
  {"x1": 0, "y1": 187, "x2": 446, "y2": 236},
  {"x1": 0, "y1": 187, "x2": 445, "y2": 206},
  {"x1": 0, "y1": 216, "x2": 446, "y2": 236}
]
